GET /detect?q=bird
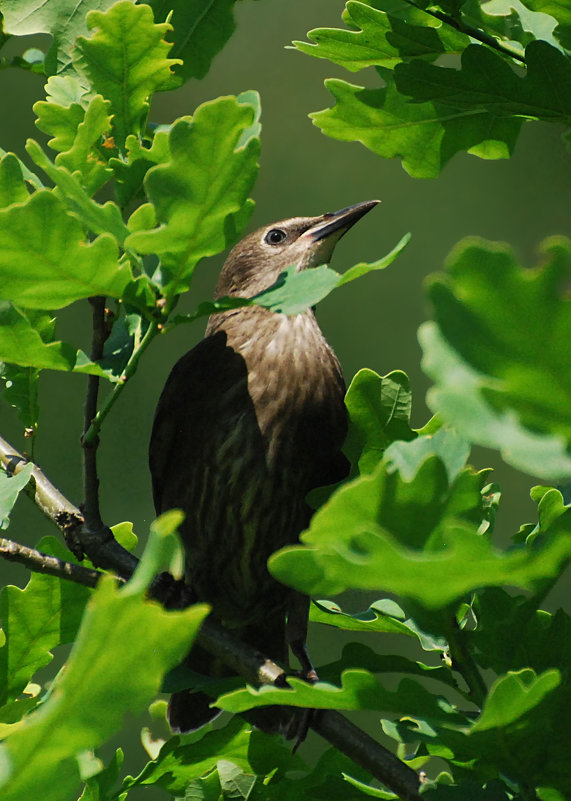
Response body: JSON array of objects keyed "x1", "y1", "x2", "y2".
[{"x1": 149, "y1": 199, "x2": 379, "y2": 733}]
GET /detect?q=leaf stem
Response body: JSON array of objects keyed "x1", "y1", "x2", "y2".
[
  {"x1": 82, "y1": 317, "x2": 159, "y2": 447},
  {"x1": 402, "y1": 0, "x2": 527, "y2": 65}
]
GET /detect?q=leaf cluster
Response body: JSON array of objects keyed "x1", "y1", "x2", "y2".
[{"x1": 293, "y1": 0, "x2": 571, "y2": 177}]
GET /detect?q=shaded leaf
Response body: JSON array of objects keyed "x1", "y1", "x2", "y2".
[
  {"x1": 0, "y1": 517, "x2": 209, "y2": 801},
  {"x1": 0, "y1": 153, "x2": 29, "y2": 207},
  {"x1": 293, "y1": 0, "x2": 469, "y2": 71},
  {"x1": 395, "y1": 41, "x2": 571, "y2": 123},
  {"x1": 0, "y1": 536, "x2": 90, "y2": 703},
  {"x1": 343, "y1": 369, "x2": 416, "y2": 475},
  {"x1": 0, "y1": 464, "x2": 33, "y2": 530},
  {"x1": 215, "y1": 668, "x2": 465, "y2": 725},
  {"x1": 121, "y1": 717, "x2": 303, "y2": 795},
  {"x1": 421, "y1": 236, "x2": 571, "y2": 479},
  {"x1": 149, "y1": 0, "x2": 238, "y2": 81},
  {"x1": 471, "y1": 668, "x2": 560, "y2": 732}
]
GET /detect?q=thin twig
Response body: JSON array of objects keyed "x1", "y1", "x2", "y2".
[
  {"x1": 82, "y1": 319, "x2": 158, "y2": 447},
  {"x1": 401, "y1": 0, "x2": 526, "y2": 65},
  {"x1": 82, "y1": 297, "x2": 107, "y2": 533},
  {"x1": 0, "y1": 537, "x2": 106, "y2": 588},
  {"x1": 0, "y1": 433, "x2": 421, "y2": 800}
]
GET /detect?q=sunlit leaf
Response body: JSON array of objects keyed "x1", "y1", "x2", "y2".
[
  {"x1": 0, "y1": 191, "x2": 130, "y2": 309},
  {"x1": 75, "y1": 1, "x2": 181, "y2": 150}
]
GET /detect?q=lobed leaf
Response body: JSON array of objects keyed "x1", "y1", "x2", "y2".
[
  {"x1": 420, "y1": 236, "x2": 571, "y2": 479},
  {"x1": 0, "y1": 516, "x2": 209, "y2": 801},
  {"x1": 0, "y1": 191, "x2": 130, "y2": 309},
  {"x1": 293, "y1": 0, "x2": 469, "y2": 71},
  {"x1": 149, "y1": 0, "x2": 239, "y2": 81},
  {"x1": 126, "y1": 93, "x2": 261, "y2": 293},
  {"x1": 0, "y1": 154, "x2": 29, "y2": 207},
  {"x1": 74, "y1": 1, "x2": 181, "y2": 151},
  {"x1": 311, "y1": 70, "x2": 522, "y2": 179},
  {"x1": 0, "y1": 0, "x2": 120, "y2": 76},
  {"x1": 0, "y1": 536, "x2": 91, "y2": 704},
  {"x1": 269, "y1": 451, "x2": 571, "y2": 608},
  {"x1": 215, "y1": 668, "x2": 465, "y2": 725},
  {"x1": 395, "y1": 40, "x2": 571, "y2": 123},
  {"x1": 121, "y1": 717, "x2": 303, "y2": 795},
  {"x1": 343, "y1": 368, "x2": 416, "y2": 475}
]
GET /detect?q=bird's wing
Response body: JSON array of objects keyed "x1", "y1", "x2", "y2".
[{"x1": 149, "y1": 330, "x2": 250, "y2": 514}]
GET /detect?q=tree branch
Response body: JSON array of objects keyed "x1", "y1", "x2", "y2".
[
  {"x1": 0, "y1": 433, "x2": 421, "y2": 800},
  {"x1": 0, "y1": 537, "x2": 107, "y2": 588},
  {"x1": 0, "y1": 434, "x2": 138, "y2": 577}
]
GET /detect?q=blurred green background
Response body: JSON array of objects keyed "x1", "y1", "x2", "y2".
[{"x1": 1, "y1": 0, "x2": 570, "y2": 790}]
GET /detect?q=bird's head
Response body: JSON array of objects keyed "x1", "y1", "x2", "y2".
[{"x1": 215, "y1": 200, "x2": 380, "y2": 298}]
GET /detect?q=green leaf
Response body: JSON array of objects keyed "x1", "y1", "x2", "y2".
[
  {"x1": 0, "y1": 534, "x2": 209, "y2": 801},
  {"x1": 79, "y1": 748, "x2": 124, "y2": 801},
  {"x1": 149, "y1": 0, "x2": 239, "y2": 81},
  {"x1": 215, "y1": 668, "x2": 465, "y2": 724},
  {"x1": 0, "y1": 191, "x2": 130, "y2": 309},
  {"x1": 0, "y1": 463, "x2": 33, "y2": 530},
  {"x1": 293, "y1": 0, "x2": 469, "y2": 71},
  {"x1": 269, "y1": 455, "x2": 571, "y2": 608},
  {"x1": 384, "y1": 427, "x2": 470, "y2": 483},
  {"x1": 421, "y1": 236, "x2": 571, "y2": 480},
  {"x1": 0, "y1": 153, "x2": 29, "y2": 207},
  {"x1": 34, "y1": 93, "x2": 114, "y2": 195},
  {"x1": 395, "y1": 41, "x2": 571, "y2": 124},
  {"x1": 121, "y1": 717, "x2": 303, "y2": 795},
  {"x1": 0, "y1": 362, "x2": 39, "y2": 435},
  {"x1": 27, "y1": 139, "x2": 129, "y2": 245},
  {"x1": 471, "y1": 668, "x2": 560, "y2": 733},
  {"x1": 252, "y1": 264, "x2": 341, "y2": 315},
  {"x1": 317, "y1": 642, "x2": 458, "y2": 689},
  {"x1": 343, "y1": 368, "x2": 416, "y2": 475},
  {"x1": 311, "y1": 69, "x2": 522, "y2": 179},
  {"x1": 0, "y1": 0, "x2": 120, "y2": 76},
  {"x1": 310, "y1": 599, "x2": 448, "y2": 651},
  {"x1": 125, "y1": 93, "x2": 261, "y2": 293},
  {"x1": 336, "y1": 231, "x2": 410, "y2": 285},
  {"x1": 0, "y1": 536, "x2": 91, "y2": 703},
  {"x1": 175, "y1": 233, "x2": 409, "y2": 324},
  {"x1": 0, "y1": 302, "x2": 108, "y2": 378},
  {"x1": 75, "y1": 1, "x2": 181, "y2": 151}
]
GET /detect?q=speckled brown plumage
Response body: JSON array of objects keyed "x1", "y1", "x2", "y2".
[{"x1": 149, "y1": 201, "x2": 378, "y2": 733}]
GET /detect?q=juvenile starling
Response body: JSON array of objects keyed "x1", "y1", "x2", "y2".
[{"x1": 149, "y1": 200, "x2": 379, "y2": 732}]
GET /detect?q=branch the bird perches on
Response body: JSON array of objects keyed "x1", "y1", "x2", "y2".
[{"x1": 0, "y1": 433, "x2": 421, "y2": 801}]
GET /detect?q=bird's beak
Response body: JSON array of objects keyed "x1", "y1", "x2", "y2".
[{"x1": 306, "y1": 199, "x2": 380, "y2": 242}]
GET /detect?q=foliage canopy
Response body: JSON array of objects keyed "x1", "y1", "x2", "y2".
[{"x1": 0, "y1": 1, "x2": 569, "y2": 800}]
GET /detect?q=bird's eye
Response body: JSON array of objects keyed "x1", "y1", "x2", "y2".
[{"x1": 264, "y1": 228, "x2": 287, "y2": 245}]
